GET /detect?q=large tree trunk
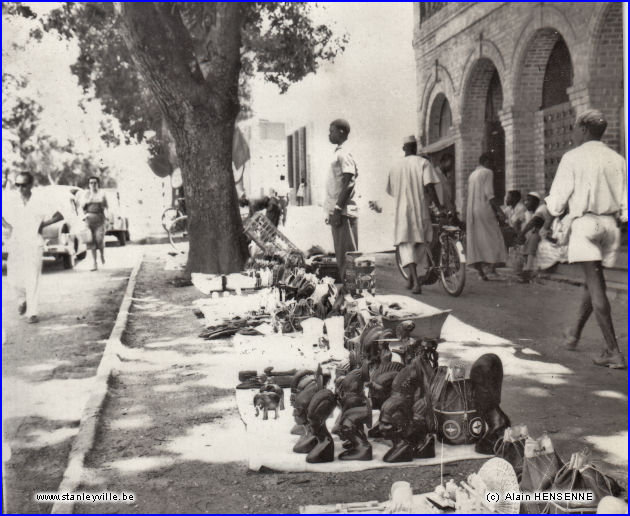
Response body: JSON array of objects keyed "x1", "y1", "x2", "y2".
[{"x1": 118, "y1": 2, "x2": 248, "y2": 275}]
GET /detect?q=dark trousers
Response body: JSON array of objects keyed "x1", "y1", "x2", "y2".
[{"x1": 331, "y1": 216, "x2": 358, "y2": 280}]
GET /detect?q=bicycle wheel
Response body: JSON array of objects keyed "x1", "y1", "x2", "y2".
[
  {"x1": 439, "y1": 237, "x2": 466, "y2": 296},
  {"x1": 395, "y1": 246, "x2": 409, "y2": 281},
  {"x1": 166, "y1": 215, "x2": 188, "y2": 254},
  {"x1": 162, "y1": 207, "x2": 182, "y2": 232}
]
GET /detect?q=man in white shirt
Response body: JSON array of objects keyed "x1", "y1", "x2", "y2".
[
  {"x1": 324, "y1": 119, "x2": 358, "y2": 280},
  {"x1": 503, "y1": 190, "x2": 528, "y2": 233},
  {"x1": 2, "y1": 172, "x2": 63, "y2": 323},
  {"x1": 387, "y1": 135, "x2": 443, "y2": 294},
  {"x1": 545, "y1": 109, "x2": 627, "y2": 369}
]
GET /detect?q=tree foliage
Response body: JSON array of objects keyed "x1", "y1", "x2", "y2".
[
  {"x1": 2, "y1": 72, "x2": 111, "y2": 187},
  {"x1": 28, "y1": 2, "x2": 346, "y2": 155},
  {"x1": 10, "y1": 2, "x2": 347, "y2": 274}
]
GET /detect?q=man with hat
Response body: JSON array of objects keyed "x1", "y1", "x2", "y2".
[
  {"x1": 546, "y1": 109, "x2": 627, "y2": 369},
  {"x1": 516, "y1": 191, "x2": 552, "y2": 282},
  {"x1": 386, "y1": 135, "x2": 443, "y2": 294},
  {"x1": 325, "y1": 118, "x2": 358, "y2": 280}
]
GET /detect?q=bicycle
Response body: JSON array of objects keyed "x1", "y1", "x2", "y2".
[
  {"x1": 395, "y1": 212, "x2": 467, "y2": 297},
  {"x1": 161, "y1": 198, "x2": 188, "y2": 254}
]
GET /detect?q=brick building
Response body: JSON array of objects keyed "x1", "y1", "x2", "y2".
[{"x1": 413, "y1": 2, "x2": 625, "y2": 211}]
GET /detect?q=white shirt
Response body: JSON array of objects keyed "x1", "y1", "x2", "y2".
[
  {"x1": 386, "y1": 155, "x2": 440, "y2": 245},
  {"x1": 503, "y1": 201, "x2": 528, "y2": 231},
  {"x1": 545, "y1": 140, "x2": 627, "y2": 222},
  {"x1": 2, "y1": 189, "x2": 51, "y2": 249},
  {"x1": 277, "y1": 182, "x2": 290, "y2": 198},
  {"x1": 324, "y1": 143, "x2": 358, "y2": 215}
]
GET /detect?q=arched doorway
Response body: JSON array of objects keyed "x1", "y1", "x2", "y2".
[
  {"x1": 427, "y1": 94, "x2": 456, "y2": 205},
  {"x1": 513, "y1": 28, "x2": 574, "y2": 193},
  {"x1": 541, "y1": 37, "x2": 574, "y2": 191},
  {"x1": 589, "y1": 3, "x2": 624, "y2": 156},
  {"x1": 461, "y1": 58, "x2": 505, "y2": 204},
  {"x1": 428, "y1": 93, "x2": 453, "y2": 144},
  {"x1": 485, "y1": 70, "x2": 505, "y2": 203}
]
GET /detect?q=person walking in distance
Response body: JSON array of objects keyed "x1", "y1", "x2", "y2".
[
  {"x1": 82, "y1": 176, "x2": 109, "y2": 271},
  {"x1": 387, "y1": 135, "x2": 443, "y2": 294},
  {"x1": 324, "y1": 119, "x2": 358, "y2": 281},
  {"x1": 546, "y1": 109, "x2": 627, "y2": 369},
  {"x1": 2, "y1": 172, "x2": 63, "y2": 323},
  {"x1": 466, "y1": 153, "x2": 508, "y2": 280}
]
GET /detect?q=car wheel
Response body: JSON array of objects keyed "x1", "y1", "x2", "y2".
[
  {"x1": 117, "y1": 231, "x2": 126, "y2": 246},
  {"x1": 62, "y1": 251, "x2": 76, "y2": 269}
]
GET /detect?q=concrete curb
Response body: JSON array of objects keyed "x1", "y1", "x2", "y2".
[{"x1": 51, "y1": 253, "x2": 144, "y2": 514}]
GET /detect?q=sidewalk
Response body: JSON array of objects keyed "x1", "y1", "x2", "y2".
[
  {"x1": 71, "y1": 247, "x2": 626, "y2": 513},
  {"x1": 2, "y1": 246, "x2": 139, "y2": 514}
]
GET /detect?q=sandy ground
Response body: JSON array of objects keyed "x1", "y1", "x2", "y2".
[
  {"x1": 71, "y1": 245, "x2": 626, "y2": 514},
  {"x1": 2, "y1": 243, "x2": 139, "y2": 514}
]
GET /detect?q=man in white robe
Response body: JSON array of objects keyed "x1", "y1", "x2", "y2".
[
  {"x1": 387, "y1": 135, "x2": 443, "y2": 294},
  {"x1": 466, "y1": 153, "x2": 508, "y2": 279}
]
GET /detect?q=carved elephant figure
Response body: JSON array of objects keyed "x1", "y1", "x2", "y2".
[
  {"x1": 253, "y1": 392, "x2": 281, "y2": 420},
  {"x1": 260, "y1": 383, "x2": 285, "y2": 410}
]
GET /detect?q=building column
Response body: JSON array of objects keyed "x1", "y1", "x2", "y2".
[
  {"x1": 567, "y1": 84, "x2": 590, "y2": 117},
  {"x1": 499, "y1": 106, "x2": 540, "y2": 195},
  {"x1": 450, "y1": 123, "x2": 466, "y2": 217}
]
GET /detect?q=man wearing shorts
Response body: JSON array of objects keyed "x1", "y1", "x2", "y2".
[{"x1": 546, "y1": 109, "x2": 627, "y2": 369}]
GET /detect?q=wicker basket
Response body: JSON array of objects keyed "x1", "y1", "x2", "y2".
[{"x1": 243, "y1": 211, "x2": 302, "y2": 259}]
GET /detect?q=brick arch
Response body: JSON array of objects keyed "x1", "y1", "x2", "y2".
[
  {"x1": 427, "y1": 93, "x2": 453, "y2": 144},
  {"x1": 509, "y1": 23, "x2": 576, "y2": 194},
  {"x1": 587, "y1": 2, "x2": 624, "y2": 154},
  {"x1": 458, "y1": 41, "x2": 506, "y2": 100},
  {"x1": 513, "y1": 28, "x2": 573, "y2": 111},
  {"x1": 460, "y1": 58, "x2": 502, "y2": 131},
  {"x1": 458, "y1": 58, "x2": 504, "y2": 209},
  {"x1": 419, "y1": 63, "x2": 457, "y2": 119},
  {"x1": 510, "y1": 6, "x2": 580, "y2": 99}
]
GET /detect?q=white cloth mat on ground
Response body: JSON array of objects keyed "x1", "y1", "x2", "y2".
[{"x1": 236, "y1": 389, "x2": 487, "y2": 473}]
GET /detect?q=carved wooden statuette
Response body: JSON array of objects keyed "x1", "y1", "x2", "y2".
[
  {"x1": 290, "y1": 369, "x2": 315, "y2": 436},
  {"x1": 332, "y1": 362, "x2": 373, "y2": 461},
  {"x1": 470, "y1": 353, "x2": 510, "y2": 454},
  {"x1": 377, "y1": 357, "x2": 436, "y2": 462},
  {"x1": 305, "y1": 389, "x2": 337, "y2": 463}
]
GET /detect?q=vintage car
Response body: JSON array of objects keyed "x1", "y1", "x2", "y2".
[{"x1": 102, "y1": 188, "x2": 130, "y2": 246}]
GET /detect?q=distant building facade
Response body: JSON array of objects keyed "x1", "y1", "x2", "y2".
[
  {"x1": 240, "y1": 120, "x2": 287, "y2": 199},
  {"x1": 413, "y1": 2, "x2": 625, "y2": 210}
]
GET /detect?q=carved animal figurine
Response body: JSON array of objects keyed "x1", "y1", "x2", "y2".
[
  {"x1": 306, "y1": 389, "x2": 337, "y2": 463},
  {"x1": 332, "y1": 362, "x2": 373, "y2": 461},
  {"x1": 253, "y1": 392, "x2": 281, "y2": 420},
  {"x1": 260, "y1": 382, "x2": 285, "y2": 410}
]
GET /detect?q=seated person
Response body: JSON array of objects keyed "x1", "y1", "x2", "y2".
[
  {"x1": 503, "y1": 190, "x2": 528, "y2": 232},
  {"x1": 517, "y1": 192, "x2": 552, "y2": 282},
  {"x1": 241, "y1": 194, "x2": 282, "y2": 228},
  {"x1": 501, "y1": 190, "x2": 527, "y2": 248}
]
